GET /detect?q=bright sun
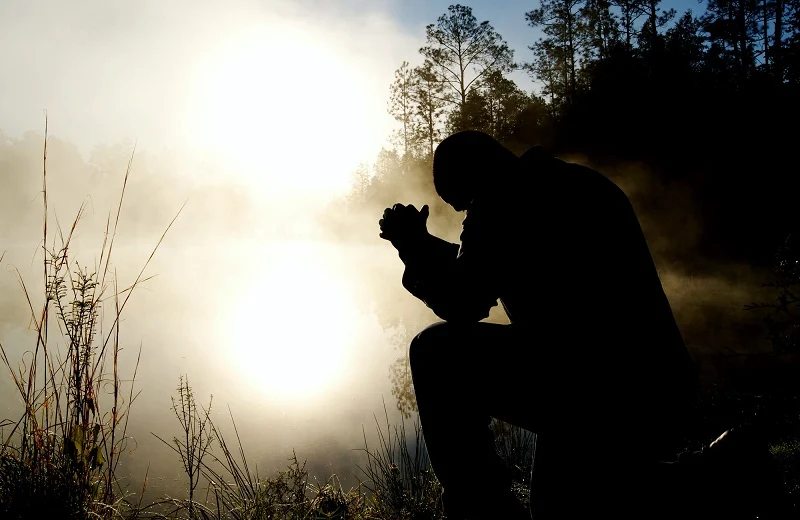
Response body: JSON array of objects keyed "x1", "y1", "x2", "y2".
[
  {"x1": 185, "y1": 25, "x2": 376, "y2": 198},
  {"x1": 188, "y1": 24, "x2": 381, "y2": 402},
  {"x1": 229, "y1": 242, "x2": 357, "y2": 402}
]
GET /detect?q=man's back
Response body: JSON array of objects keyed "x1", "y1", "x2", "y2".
[{"x1": 469, "y1": 147, "x2": 697, "y2": 455}]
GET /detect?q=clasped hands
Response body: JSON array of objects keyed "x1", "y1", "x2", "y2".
[{"x1": 378, "y1": 203, "x2": 430, "y2": 251}]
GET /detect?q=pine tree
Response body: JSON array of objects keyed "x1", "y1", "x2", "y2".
[
  {"x1": 411, "y1": 62, "x2": 447, "y2": 159},
  {"x1": 419, "y1": 4, "x2": 515, "y2": 109},
  {"x1": 387, "y1": 61, "x2": 418, "y2": 159},
  {"x1": 526, "y1": 0, "x2": 586, "y2": 105}
]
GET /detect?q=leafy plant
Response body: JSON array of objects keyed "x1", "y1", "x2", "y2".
[
  {"x1": 152, "y1": 376, "x2": 214, "y2": 519},
  {"x1": 0, "y1": 118, "x2": 180, "y2": 519}
]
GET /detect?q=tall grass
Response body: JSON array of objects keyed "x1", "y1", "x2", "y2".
[
  {"x1": 0, "y1": 119, "x2": 180, "y2": 519},
  {"x1": 357, "y1": 401, "x2": 443, "y2": 519},
  {"x1": 152, "y1": 388, "x2": 535, "y2": 519},
  {"x1": 150, "y1": 376, "x2": 214, "y2": 519},
  {"x1": 150, "y1": 382, "x2": 448, "y2": 519},
  {"x1": 153, "y1": 378, "x2": 368, "y2": 519},
  {"x1": 491, "y1": 419, "x2": 535, "y2": 508}
]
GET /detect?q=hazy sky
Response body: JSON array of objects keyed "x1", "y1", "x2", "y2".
[{"x1": 1, "y1": 0, "x2": 704, "y2": 160}]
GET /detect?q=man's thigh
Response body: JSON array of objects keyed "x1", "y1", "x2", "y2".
[{"x1": 411, "y1": 321, "x2": 572, "y2": 432}]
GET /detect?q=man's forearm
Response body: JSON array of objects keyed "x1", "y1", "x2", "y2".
[
  {"x1": 397, "y1": 233, "x2": 497, "y2": 322},
  {"x1": 396, "y1": 232, "x2": 459, "y2": 269},
  {"x1": 397, "y1": 232, "x2": 457, "y2": 304}
]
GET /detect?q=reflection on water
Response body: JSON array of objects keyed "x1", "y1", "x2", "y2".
[
  {"x1": 0, "y1": 234, "x2": 412, "y2": 502},
  {"x1": 227, "y1": 240, "x2": 361, "y2": 402}
]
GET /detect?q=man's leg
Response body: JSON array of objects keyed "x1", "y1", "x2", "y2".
[
  {"x1": 409, "y1": 321, "x2": 540, "y2": 519},
  {"x1": 410, "y1": 321, "x2": 667, "y2": 519}
]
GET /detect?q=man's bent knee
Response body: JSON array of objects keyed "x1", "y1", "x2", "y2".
[{"x1": 409, "y1": 321, "x2": 468, "y2": 373}]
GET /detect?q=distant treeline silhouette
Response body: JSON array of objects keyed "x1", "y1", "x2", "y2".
[{"x1": 378, "y1": 3, "x2": 800, "y2": 270}]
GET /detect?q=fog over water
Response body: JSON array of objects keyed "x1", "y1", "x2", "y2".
[{"x1": 0, "y1": 130, "x2": 425, "y2": 496}]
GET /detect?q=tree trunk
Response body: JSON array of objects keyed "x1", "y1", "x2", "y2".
[
  {"x1": 728, "y1": 3, "x2": 740, "y2": 77},
  {"x1": 458, "y1": 40, "x2": 467, "y2": 106},
  {"x1": 428, "y1": 105, "x2": 435, "y2": 158},
  {"x1": 625, "y1": 6, "x2": 633, "y2": 49},
  {"x1": 737, "y1": 0, "x2": 749, "y2": 80},
  {"x1": 489, "y1": 95, "x2": 496, "y2": 137},
  {"x1": 650, "y1": 0, "x2": 658, "y2": 46},
  {"x1": 567, "y1": 7, "x2": 577, "y2": 103},
  {"x1": 763, "y1": 0, "x2": 770, "y2": 70},
  {"x1": 598, "y1": 0, "x2": 609, "y2": 60},
  {"x1": 403, "y1": 106, "x2": 409, "y2": 158},
  {"x1": 774, "y1": 0, "x2": 783, "y2": 79}
]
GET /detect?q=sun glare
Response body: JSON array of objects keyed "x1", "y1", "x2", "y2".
[
  {"x1": 229, "y1": 242, "x2": 358, "y2": 403},
  {"x1": 186, "y1": 25, "x2": 376, "y2": 199}
]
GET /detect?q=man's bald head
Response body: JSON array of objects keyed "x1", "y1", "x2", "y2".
[{"x1": 433, "y1": 130, "x2": 519, "y2": 211}]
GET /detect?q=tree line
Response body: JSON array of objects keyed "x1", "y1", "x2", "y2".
[
  {"x1": 388, "y1": 2, "x2": 800, "y2": 155},
  {"x1": 378, "y1": 2, "x2": 800, "y2": 268}
]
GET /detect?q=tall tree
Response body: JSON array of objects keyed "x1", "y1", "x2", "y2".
[
  {"x1": 610, "y1": 0, "x2": 646, "y2": 49},
  {"x1": 665, "y1": 10, "x2": 707, "y2": 72},
  {"x1": 419, "y1": 4, "x2": 515, "y2": 109},
  {"x1": 774, "y1": 0, "x2": 785, "y2": 77},
  {"x1": 524, "y1": 38, "x2": 566, "y2": 118},
  {"x1": 387, "y1": 61, "x2": 418, "y2": 158},
  {"x1": 582, "y1": 0, "x2": 620, "y2": 61},
  {"x1": 446, "y1": 88, "x2": 490, "y2": 134},
  {"x1": 445, "y1": 70, "x2": 539, "y2": 143},
  {"x1": 526, "y1": 0, "x2": 585, "y2": 105},
  {"x1": 480, "y1": 70, "x2": 533, "y2": 141},
  {"x1": 411, "y1": 62, "x2": 447, "y2": 159},
  {"x1": 645, "y1": 0, "x2": 676, "y2": 45},
  {"x1": 759, "y1": 0, "x2": 775, "y2": 71},
  {"x1": 702, "y1": 0, "x2": 762, "y2": 84},
  {"x1": 780, "y1": 0, "x2": 800, "y2": 81}
]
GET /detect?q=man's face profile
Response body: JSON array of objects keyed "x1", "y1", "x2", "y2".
[
  {"x1": 433, "y1": 148, "x2": 478, "y2": 212},
  {"x1": 433, "y1": 131, "x2": 518, "y2": 212}
]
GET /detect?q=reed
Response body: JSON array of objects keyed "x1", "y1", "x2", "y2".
[{"x1": 0, "y1": 118, "x2": 179, "y2": 519}]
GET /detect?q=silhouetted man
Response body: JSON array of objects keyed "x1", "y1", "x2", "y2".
[{"x1": 378, "y1": 131, "x2": 698, "y2": 519}]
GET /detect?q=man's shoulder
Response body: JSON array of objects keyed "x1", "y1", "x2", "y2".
[
  {"x1": 520, "y1": 145, "x2": 627, "y2": 204},
  {"x1": 519, "y1": 145, "x2": 552, "y2": 165}
]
